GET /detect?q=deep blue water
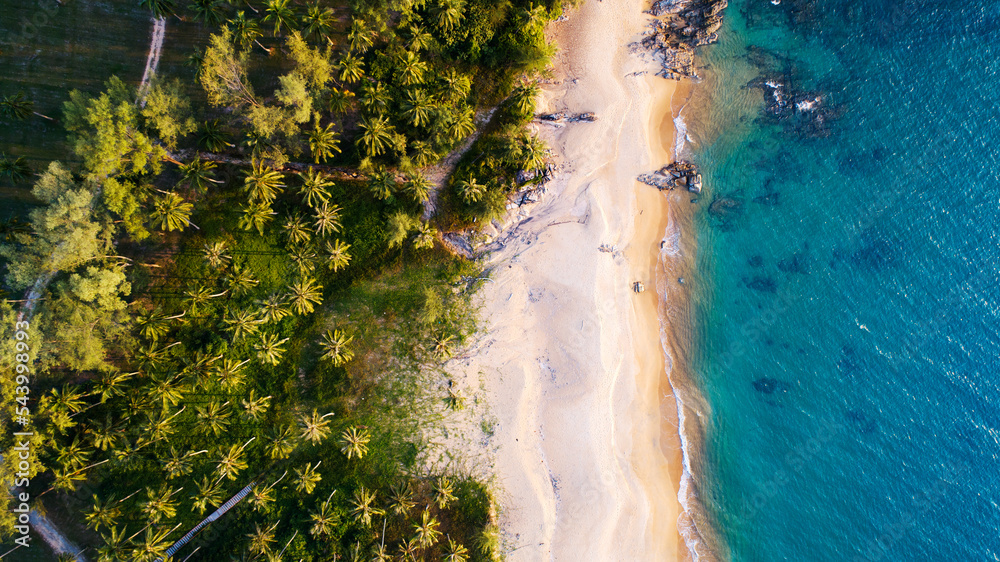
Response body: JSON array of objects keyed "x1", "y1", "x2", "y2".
[{"x1": 690, "y1": 1, "x2": 1000, "y2": 560}]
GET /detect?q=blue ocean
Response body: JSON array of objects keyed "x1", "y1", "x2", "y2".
[{"x1": 687, "y1": 1, "x2": 1000, "y2": 560}]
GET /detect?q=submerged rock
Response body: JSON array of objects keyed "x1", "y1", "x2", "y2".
[
  {"x1": 745, "y1": 276, "x2": 778, "y2": 293},
  {"x1": 752, "y1": 377, "x2": 790, "y2": 394},
  {"x1": 708, "y1": 196, "x2": 742, "y2": 218}
]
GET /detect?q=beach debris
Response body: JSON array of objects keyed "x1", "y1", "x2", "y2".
[
  {"x1": 536, "y1": 112, "x2": 598, "y2": 123},
  {"x1": 633, "y1": 281, "x2": 645, "y2": 293},
  {"x1": 599, "y1": 243, "x2": 617, "y2": 253},
  {"x1": 638, "y1": 160, "x2": 703, "y2": 193}
]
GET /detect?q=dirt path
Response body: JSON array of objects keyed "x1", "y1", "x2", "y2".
[{"x1": 138, "y1": 16, "x2": 167, "y2": 104}]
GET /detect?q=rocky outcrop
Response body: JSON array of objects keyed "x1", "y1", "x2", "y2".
[
  {"x1": 638, "y1": 160, "x2": 703, "y2": 193},
  {"x1": 537, "y1": 112, "x2": 598, "y2": 123},
  {"x1": 642, "y1": 0, "x2": 729, "y2": 79}
]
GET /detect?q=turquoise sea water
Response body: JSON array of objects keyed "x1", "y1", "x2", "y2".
[{"x1": 688, "y1": 1, "x2": 1000, "y2": 560}]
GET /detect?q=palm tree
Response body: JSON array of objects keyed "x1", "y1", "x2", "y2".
[
  {"x1": 371, "y1": 543, "x2": 392, "y2": 562},
  {"x1": 413, "y1": 509, "x2": 442, "y2": 548},
  {"x1": 1, "y1": 92, "x2": 54, "y2": 121},
  {"x1": 151, "y1": 192, "x2": 194, "y2": 231},
  {"x1": 183, "y1": 284, "x2": 227, "y2": 312},
  {"x1": 267, "y1": 425, "x2": 297, "y2": 459},
  {"x1": 189, "y1": 0, "x2": 226, "y2": 25},
  {"x1": 226, "y1": 265, "x2": 260, "y2": 296},
  {"x1": 511, "y1": 82, "x2": 539, "y2": 115},
  {"x1": 457, "y1": 177, "x2": 486, "y2": 203},
  {"x1": 0, "y1": 154, "x2": 32, "y2": 183},
  {"x1": 203, "y1": 240, "x2": 232, "y2": 269},
  {"x1": 519, "y1": 133, "x2": 548, "y2": 173},
  {"x1": 312, "y1": 202, "x2": 342, "y2": 237},
  {"x1": 191, "y1": 475, "x2": 225, "y2": 515},
  {"x1": 239, "y1": 201, "x2": 276, "y2": 234},
  {"x1": 136, "y1": 308, "x2": 173, "y2": 341},
  {"x1": 248, "y1": 522, "x2": 279, "y2": 556},
  {"x1": 328, "y1": 88, "x2": 356, "y2": 114},
  {"x1": 293, "y1": 461, "x2": 322, "y2": 494},
  {"x1": 215, "y1": 439, "x2": 252, "y2": 480},
  {"x1": 282, "y1": 212, "x2": 314, "y2": 244},
  {"x1": 433, "y1": 0, "x2": 465, "y2": 33},
  {"x1": 198, "y1": 119, "x2": 232, "y2": 151},
  {"x1": 358, "y1": 115, "x2": 395, "y2": 156},
  {"x1": 289, "y1": 245, "x2": 318, "y2": 276},
  {"x1": 197, "y1": 400, "x2": 232, "y2": 436},
  {"x1": 257, "y1": 293, "x2": 291, "y2": 323},
  {"x1": 404, "y1": 172, "x2": 431, "y2": 202},
  {"x1": 250, "y1": 482, "x2": 278, "y2": 512},
  {"x1": 162, "y1": 447, "x2": 208, "y2": 480},
  {"x1": 85, "y1": 494, "x2": 122, "y2": 531},
  {"x1": 225, "y1": 308, "x2": 262, "y2": 340},
  {"x1": 230, "y1": 10, "x2": 269, "y2": 52},
  {"x1": 241, "y1": 390, "x2": 272, "y2": 420},
  {"x1": 339, "y1": 426, "x2": 370, "y2": 459},
  {"x1": 243, "y1": 162, "x2": 285, "y2": 203},
  {"x1": 324, "y1": 239, "x2": 352, "y2": 272},
  {"x1": 413, "y1": 221, "x2": 437, "y2": 250},
  {"x1": 309, "y1": 491, "x2": 338, "y2": 538},
  {"x1": 213, "y1": 357, "x2": 250, "y2": 389},
  {"x1": 255, "y1": 332, "x2": 290, "y2": 365},
  {"x1": 349, "y1": 486, "x2": 383, "y2": 526},
  {"x1": 388, "y1": 481, "x2": 415, "y2": 517},
  {"x1": 301, "y1": 2, "x2": 335, "y2": 40},
  {"x1": 434, "y1": 477, "x2": 457, "y2": 509},
  {"x1": 447, "y1": 106, "x2": 476, "y2": 141},
  {"x1": 438, "y1": 69, "x2": 471, "y2": 103},
  {"x1": 338, "y1": 55, "x2": 365, "y2": 84},
  {"x1": 264, "y1": 0, "x2": 297, "y2": 36},
  {"x1": 97, "y1": 526, "x2": 129, "y2": 562},
  {"x1": 287, "y1": 277, "x2": 323, "y2": 315},
  {"x1": 398, "y1": 537, "x2": 421, "y2": 562},
  {"x1": 298, "y1": 409, "x2": 334, "y2": 444},
  {"x1": 347, "y1": 19, "x2": 374, "y2": 53},
  {"x1": 141, "y1": 0, "x2": 177, "y2": 18},
  {"x1": 319, "y1": 329, "x2": 354, "y2": 365},
  {"x1": 296, "y1": 167, "x2": 333, "y2": 208},
  {"x1": 140, "y1": 485, "x2": 179, "y2": 523},
  {"x1": 444, "y1": 538, "x2": 470, "y2": 562},
  {"x1": 87, "y1": 416, "x2": 121, "y2": 450},
  {"x1": 401, "y1": 89, "x2": 434, "y2": 128},
  {"x1": 411, "y1": 140, "x2": 438, "y2": 167},
  {"x1": 368, "y1": 171, "x2": 396, "y2": 200},
  {"x1": 398, "y1": 51, "x2": 428, "y2": 86},
  {"x1": 178, "y1": 156, "x2": 219, "y2": 193},
  {"x1": 406, "y1": 24, "x2": 435, "y2": 52},
  {"x1": 308, "y1": 123, "x2": 341, "y2": 163},
  {"x1": 360, "y1": 81, "x2": 390, "y2": 113},
  {"x1": 134, "y1": 526, "x2": 173, "y2": 562}
]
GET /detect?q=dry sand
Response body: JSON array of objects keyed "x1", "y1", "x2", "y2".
[{"x1": 457, "y1": 0, "x2": 697, "y2": 559}]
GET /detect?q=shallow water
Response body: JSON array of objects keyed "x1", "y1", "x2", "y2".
[{"x1": 687, "y1": 1, "x2": 1000, "y2": 560}]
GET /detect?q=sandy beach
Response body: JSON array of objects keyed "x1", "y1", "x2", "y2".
[{"x1": 457, "y1": 0, "x2": 697, "y2": 559}]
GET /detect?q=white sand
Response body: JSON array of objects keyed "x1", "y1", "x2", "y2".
[{"x1": 458, "y1": 0, "x2": 690, "y2": 559}]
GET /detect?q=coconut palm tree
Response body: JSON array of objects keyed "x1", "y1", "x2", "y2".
[
  {"x1": 371, "y1": 543, "x2": 392, "y2": 562},
  {"x1": 398, "y1": 537, "x2": 421, "y2": 562},
  {"x1": 519, "y1": 133, "x2": 548, "y2": 173},
  {"x1": 319, "y1": 329, "x2": 354, "y2": 365},
  {"x1": 339, "y1": 426, "x2": 370, "y2": 459},
  {"x1": 296, "y1": 167, "x2": 333, "y2": 208},
  {"x1": 241, "y1": 390, "x2": 272, "y2": 421},
  {"x1": 309, "y1": 491, "x2": 338, "y2": 538},
  {"x1": 94, "y1": 370, "x2": 134, "y2": 404},
  {"x1": 162, "y1": 447, "x2": 208, "y2": 480},
  {"x1": 183, "y1": 284, "x2": 227, "y2": 313},
  {"x1": 328, "y1": 87, "x2": 356, "y2": 114},
  {"x1": 289, "y1": 245, "x2": 319, "y2": 276},
  {"x1": 151, "y1": 192, "x2": 194, "y2": 231},
  {"x1": 87, "y1": 416, "x2": 121, "y2": 451},
  {"x1": 432, "y1": 0, "x2": 465, "y2": 33},
  {"x1": 293, "y1": 461, "x2": 322, "y2": 494},
  {"x1": 360, "y1": 82, "x2": 391, "y2": 114},
  {"x1": 406, "y1": 23, "x2": 435, "y2": 52},
  {"x1": 338, "y1": 55, "x2": 365, "y2": 84},
  {"x1": 324, "y1": 239, "x2": 352, "y2": 272},
  {"x1": 134, "y1": 526, "x2": 173, "y2": 562},
  {"x1": 243, "y1": 163, "x2": 285, "y2": 203},
  {"x1": 215, "y1": 439, "x2": 252, "y2": 480},
  {"x1": 301, "y1": 2, "x2": 334, "y2": 40},
  {"x1": 388, "y1": 481, "x2": 415, "y2": 517},
  {"x1": 298, "y1": 409, "x2": 334, "y2": 444},
  {"x1": 228, "y1": 264, "x2": 260, "y2": 295},
  {"x1": 250, "y1": 482, "x2": 278, "y2": 512},
  {"x1": 410, "y1": 140, "x2": 438, "y2": 167},
  {"x1": 0, "y1": 91, "x2": 54, "y2": 121},
  {"x1": 413, "y1": 509, "x2": 442, "y2": 548},
  {"x1": 248, "y1": 522, "x2": 279, "y2": 556},
  {"x1": 140, "y1": 485, "x2": 179, "y2": 523},
  {"x1": 401, "y1": 89, "x2": 434, "y2": 128},
  {"x1": 308, "y1": 123, "x2": 341, "y2": 163},
  {"x1": 457, "y1": 177, "x2": 486, "y2": 203},
  {"x1": 347, "y1": 19, "x2": 374, "y2": 53},
  {"x1": 85, "y1": 494, "x2": 122, "y2": 532},
  {"x1": 149, "y1": 374, "x2": 184, "y2": 409},
  {"x1": 0, "y1": 154, "x2": 32, "y2": 183},
  {"x1": 141, "y1": 0, "x2": 177, "y2": 18},
  {"x1": 178, "y1": 156, "x2": 219, "y2": 193},
  {"x1": 403, "y1": 172, "x2": 431, "y2": 202},
  {"x1": 239, "y1": 201, "x2": 276, "y2": 234},
  {"x1": 225, "y1": 308, "x2": 262, "y2": 340},
  {"x1": 349, "y1": 486, "x2": 383, "y2": 527},
  {"x1": 230, "y1": 10, "x2": 269, "y2": 52},
  {"x1": 97, "y1": 526, "x2": 129, "y2": 562},
  {"x1": 199, "y1": 119, "x2": 232, "y2": 151},
  {"x1": 189, "y1": 0, "x2": 226, "y2": 25},
  {"x1": 312, "y1": 202, "x2": 342, "y2": 237},
  {"x1": 434, "y1": 477, "x2": 457, "y2": 509},
  {"x1": 257, "y1": 293, "x2": 291, "y2": 323},
  {"x1": 511, "y1": 82, "x2": 539, "y2": 115},
  {"x1": 447, "y1": 106, "x2": 476, "y2": 141},
  {"x1": 283, "y1": 212, "x2": 314, "y2": 245},
  {"x1": 413, "y1": 221, "x2": 437, "y2": 250},
  {"x1": 358, "y1": 115, "x2": 395, "y2": 156},
  {"x1": 444, "y1": 538, "x2": 470, "y2": 562},
  {"x1": 398, "y1": 51, "x2": 428, "y2": 86},
  {"x1": 255, "y1": 332, "x2": 290, "y2": 365},
  {"x1": 264, "y1": 0, "x2": 297, "y2": 35},
  {"x1": 438, "y1": 69, "x2": 471, "y2": 103},
  {"x1": 214, "y1": 357, "x2": 251, "y2": 389},
  {"x1": 197, "y1": 400, "x2": 232, "y2": 436},
  {"x1": 203, "y1": 240, "x2": 232, "y2": 269},
  {"x1": 191, "y1": 475, "x2": 225, "y2": 515},
  {"x1": 368, "y1": 171, "x2": 396, "y2": 200},
  {"x1": 267, "y1": 425, "x2": 298, "y2": 459},
  {"x1": 287, "y1": 277, "x2": 323, "y2": 315}
]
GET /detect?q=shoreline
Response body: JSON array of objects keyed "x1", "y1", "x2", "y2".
[{"x1": 458, "y1": 0, "x2": 704, "y2": 559}]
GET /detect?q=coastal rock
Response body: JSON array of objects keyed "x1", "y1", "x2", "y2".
[
  {"x1": 641, "y1": 0, "x2": 729, "y2": 79},
  {"x1": 637, "y1": 160, "x2": 702, "y2": 192},
  {"x1": 539, "y1": 112, "x2": 565, "y2": 121},
  {"x1": 537, "y1": 112, "x2": 598, "y2": 123}
]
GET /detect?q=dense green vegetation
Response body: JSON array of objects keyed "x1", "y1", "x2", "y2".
[{"x1": 0, "y1": 0, "x2": 562, "y2": 559}]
